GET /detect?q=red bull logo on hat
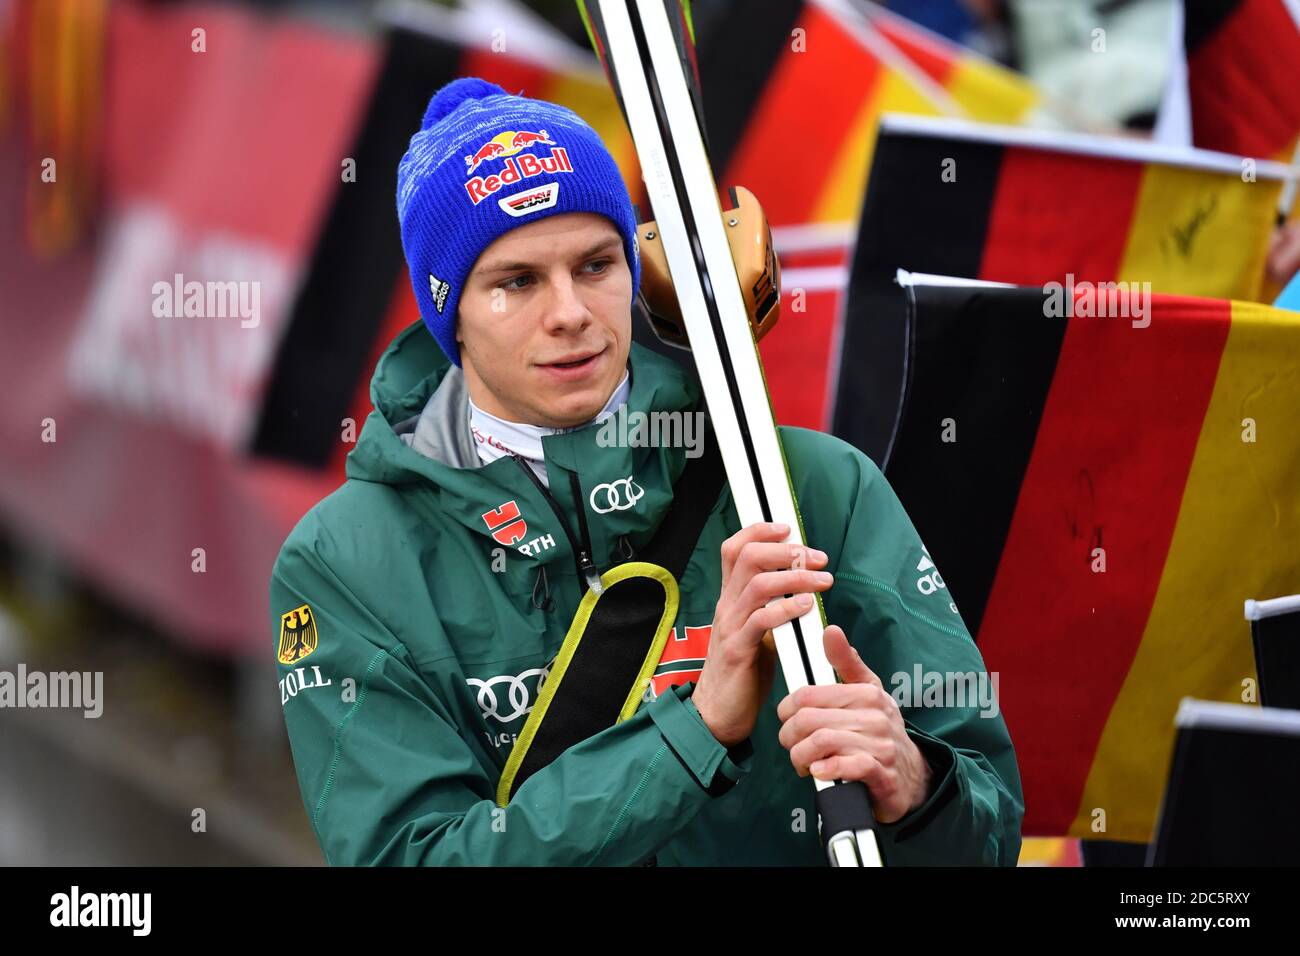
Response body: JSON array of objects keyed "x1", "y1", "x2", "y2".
[
  {"x1": 464, "y1": 129, "x2": 556, "y2": 172},
  {"x1": 463, "y1": 129, "x2": 572, "y2": 205}
]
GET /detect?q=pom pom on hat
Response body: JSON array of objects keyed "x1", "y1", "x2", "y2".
[{"x1": 421, "y1": 77, "x2": 508, "y2": 130}]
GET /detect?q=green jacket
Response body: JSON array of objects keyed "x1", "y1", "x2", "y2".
[{"x1": 270, "y1": 321, "x2": 1024, "y2": 866}]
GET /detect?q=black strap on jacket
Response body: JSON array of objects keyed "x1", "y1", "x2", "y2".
[
  {"x1": 630, "y1": 422, "x2": 725, "y2": 577},
  {"x1": 496, "y1": 424, "x2": 725, "y2": 806}
]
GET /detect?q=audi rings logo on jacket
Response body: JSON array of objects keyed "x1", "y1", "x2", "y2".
[
  {"x1": 589, "y1": 476, "x2": 645, "y2": 514},
  {"x1": 467, "y1": 665, "x2": 550, "y2": 723}
]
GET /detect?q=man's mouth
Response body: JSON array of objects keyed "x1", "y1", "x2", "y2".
[
  {"x1": 539, "y1": 347, "x2": 605, "y2": 371},
  {"x1": 535, "y1": 347, "x2": 607, "y2": 383}
]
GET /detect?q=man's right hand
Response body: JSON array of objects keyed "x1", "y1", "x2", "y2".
[{"x1": 691, "y1": 522, "x2": 833, "y2": 748}]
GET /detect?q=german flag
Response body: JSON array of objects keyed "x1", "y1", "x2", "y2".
[
  {"x1": 861, "y1": 1, "x2": 1040, "y2": 125},
  {"x1": 852, "y1": 115, "x2": 1292, "y2": 297},
  {"x1": 833, "y1": 115, "x2": 1294, "y2": 454},
  {"x1": 1185, "y1": 0, "x2": 1300, "y2": 161},
  {"x1": 718, "y1": 0, "x2": 949, "y2": 227},
  {"x1": 686, "y1": 0, "x2": 951, "y2": 432},
  {"x1": 841, "y1": 275, "x2": 1300, "y2": 839}
]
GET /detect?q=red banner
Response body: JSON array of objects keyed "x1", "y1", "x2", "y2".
[{"x1": 1, "y1": 1, "x2": 378, "y2": 653}]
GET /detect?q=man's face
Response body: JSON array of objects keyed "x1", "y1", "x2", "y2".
[{"x1": 456, "y1": 212, "x2": 632, "y2": 428}]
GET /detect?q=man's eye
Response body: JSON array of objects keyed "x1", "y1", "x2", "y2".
[
  {"x1": 501, "y1": 274, "x2": 532, "y2": 291},
  {"x1": 585, "y1": 258, "x2": 612, "y2": 274}
]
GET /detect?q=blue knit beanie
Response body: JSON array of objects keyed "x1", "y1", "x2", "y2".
[{"x1": 396, "y1": 77, "x2": 642, "y2": 368}]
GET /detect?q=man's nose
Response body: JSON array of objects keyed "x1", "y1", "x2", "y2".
[{"x1": 540, "y1": 272, "x2": 591, "y2": 332}]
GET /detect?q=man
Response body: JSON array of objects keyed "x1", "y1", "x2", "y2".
[{"x1": 271, "y1": 77, "x2": 1023, "y2": 866}]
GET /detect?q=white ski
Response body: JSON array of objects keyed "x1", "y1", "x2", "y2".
[{"x1": 580, "y1": 0, "x2": 883, "y2": 867}]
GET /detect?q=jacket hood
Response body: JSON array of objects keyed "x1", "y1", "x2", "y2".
[
  {"x1": 343, "y1": 321, "x2": 712, "y2": 603},
  {"x1": 346, "y1": 320, "x2": 703, "y2": 489}
]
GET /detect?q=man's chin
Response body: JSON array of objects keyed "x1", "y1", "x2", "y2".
[
  {"x1": 531, "y1": 379, "x2": 617, "y2": 428},
  {"x1": 538, "y1": 395, "x2": 605, "y2": 429}
]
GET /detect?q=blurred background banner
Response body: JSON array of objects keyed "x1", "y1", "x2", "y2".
[
  {"x1": 861, "y1": 275, "x2": 1300, "y2": 840},
  {"x1": 2, "y1": 0, "x2": 377, "y2": 653}
]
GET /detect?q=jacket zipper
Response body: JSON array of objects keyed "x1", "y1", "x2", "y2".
[{"x1": 508, "y1": 453, "x2": 604, "y2": 597}]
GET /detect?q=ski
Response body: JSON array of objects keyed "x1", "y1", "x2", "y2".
[{"x1": 577, "y1": 0, "x2": 883, "y2": 867}]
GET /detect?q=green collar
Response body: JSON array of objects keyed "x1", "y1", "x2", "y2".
[{"x1": 346, "y1": 321, "x2": 710, "y2": 581}]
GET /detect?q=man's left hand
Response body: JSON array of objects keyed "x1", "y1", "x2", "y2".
[{"x1": 776, "y1": 625, "x2": 933, "y2": 824}]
